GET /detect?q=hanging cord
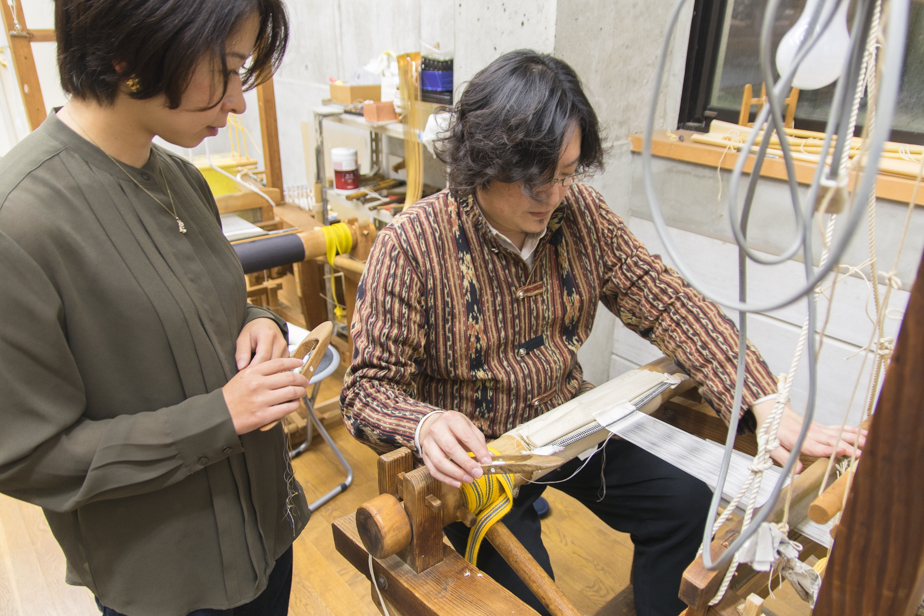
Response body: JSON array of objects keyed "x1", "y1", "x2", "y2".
[
  {"x1": 707, "y1": 0, "x2": 885, "y2": 600},
  {"x1": 817, "y1": 99, "x2": 924, "y2": 504},
  {"x1": 6, "y1": 0, "x2": 22, "y2": 33},
  {"x1": 714, "y1": 130, "x2": 743, "y2": 213},
  {"x1": 642, "y1": 0, "x2": 908, "y2": 576}
]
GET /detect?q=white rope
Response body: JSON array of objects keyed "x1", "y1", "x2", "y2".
[
  {"x1": 6, "y1": 0, "x2": 22, "y2": 33},
  {"x1": 715, "y1": 130, "x2": 743, "y2": 211}
]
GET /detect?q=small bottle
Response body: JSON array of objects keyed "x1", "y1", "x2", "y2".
[{"x1": 331, "y1": 147, "x2": 359, "y2": 192}]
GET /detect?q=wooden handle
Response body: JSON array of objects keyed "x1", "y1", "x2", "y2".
[
  {"x1": 808, "y1": 470, "x2": 853, "y2": 524},
  {"x1": 260, "y1": 321, "x2": 334, "y2": 431},
  {"x1": 356, "y1": 493, "x2": 412, "y2": 560},
  {"x1": 485, "y1": 522, "x2": 583, "y2": 616}
]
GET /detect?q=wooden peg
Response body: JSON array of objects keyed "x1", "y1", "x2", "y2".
[
  {"x1": 743, "y1": 593, "x2": 764, "y2": 616},
  {"x1": 808, "y1": 469, "x2": 853, "y2": 524},
  {"x1": 356, "y1": 493, "x2": 411, "y2": 560}
]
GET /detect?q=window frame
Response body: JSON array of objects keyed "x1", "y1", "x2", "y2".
[{"x1": 677, "y1": 0, "x2": 924, "y2": 146}]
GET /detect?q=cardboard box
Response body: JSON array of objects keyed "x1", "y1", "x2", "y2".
[
  {"x1": 363, "y1": 101, "x2": 397, "y2": 123},
  {"x1": 329, "y1": 83, "x2": 381, "y2": 105}
]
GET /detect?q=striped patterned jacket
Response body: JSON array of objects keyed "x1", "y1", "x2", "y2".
[{"x1": 341, "y1": 184, "x2": 776, "y2": 453}]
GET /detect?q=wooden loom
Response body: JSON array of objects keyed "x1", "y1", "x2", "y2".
[{"x1": 332, "y1": 250, "x2": 924, "y2": 616}]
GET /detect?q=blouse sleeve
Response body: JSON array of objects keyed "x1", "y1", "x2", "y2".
[{"x1": 0, "y1": 233, "x2": 243, "y2": 513}]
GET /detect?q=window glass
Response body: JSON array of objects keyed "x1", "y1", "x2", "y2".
[{"x1": 709, "y1": 0, "x2": 924, "y2": 136}]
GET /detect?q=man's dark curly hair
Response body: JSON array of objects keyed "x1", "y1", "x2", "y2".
[
  {"x1": 55, "y1": 0, "x2": 288, "y2": 109},
  {"x1": 435, "y1": 49, "x2": 606, "y2": 199}
]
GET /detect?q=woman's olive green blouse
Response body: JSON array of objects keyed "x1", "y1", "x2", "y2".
[{"x1": 0, "y1": 112, "x2": 308, "y2": 616}]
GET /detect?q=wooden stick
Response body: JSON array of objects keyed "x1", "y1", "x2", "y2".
[
  {"x1": 485, "y1": 522, "x2": 583, "y2": 616},
  {"x1": 808, "y1": 467, "x2": 852, "y2": 525},
  {"x1": 0, "y1": 0, "x2": 46, "y2": 131}
]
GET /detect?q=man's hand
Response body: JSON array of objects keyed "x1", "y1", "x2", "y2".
[
  {"x1": 223, "y1": 357, "x2": 309, "y2": 434},
  {"x1": 236, "y1": 318, "x2": 289, "y2": 370},
  {"x1": 418, "y1": 411, "x2": 493, "y2": 488},
  {"x1": 751, "y1": 399, "x2": 867, "y2": 473}
]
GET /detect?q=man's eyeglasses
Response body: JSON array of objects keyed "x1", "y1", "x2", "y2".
[{"x1": 549, "y1": 171, "x2": 588, "y2": 188}]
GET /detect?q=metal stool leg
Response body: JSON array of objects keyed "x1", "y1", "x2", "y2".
[
  {"x1": 284, "y1": 343, "x2": 350, "y2": 511},
  {"x1": 289, "y1": 380, "x2": 322, "y2": 458},
  {"x1": 302, "y1": 398, "x2": 353, "y2": 513}
]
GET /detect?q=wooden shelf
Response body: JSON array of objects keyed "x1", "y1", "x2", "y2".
[
  {"x1": 629, "y1": 130, "x2": 924, "y2": 207},
  {"x1": 312, "y1": 106, "x2": 407, "y2": 140}
]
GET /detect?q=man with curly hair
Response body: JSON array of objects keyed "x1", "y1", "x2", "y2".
[{"x1": 341, "y1": 50, "x2": 861, "y2": 616}]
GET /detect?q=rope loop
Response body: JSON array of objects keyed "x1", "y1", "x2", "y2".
[
  {"x1": 875, "y1": 337, "x2": 894, "y2": 358},
  {"x1": 749, "y1": 458, "x2": 774, "y2": 473}
]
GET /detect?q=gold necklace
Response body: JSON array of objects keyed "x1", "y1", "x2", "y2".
[{"x1": 69, "y1": 115, "x2": 187, "y2": 234}]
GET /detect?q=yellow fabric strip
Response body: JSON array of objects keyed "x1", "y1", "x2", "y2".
[
  {"x1": 460, "y1": 447, "x2": 516, "y2": 565},
  {"x1": 320, "y1": 223, "x2": 353, "y2": 319},
  {"x1": 320, "y1": 223, "x2": 352, "y2": 266}
]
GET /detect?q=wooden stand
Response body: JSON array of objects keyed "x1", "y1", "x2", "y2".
[
  {"x1": 739, "y1": 84, "x2": 799, "y2": 129},
  {"x1": 0, "y1": 0, "x2": 53, "y2": 131}
]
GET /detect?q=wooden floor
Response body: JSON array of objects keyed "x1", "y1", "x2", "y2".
[{"x1": 0, "y1": 287, "x2": 813, "y2": 615}]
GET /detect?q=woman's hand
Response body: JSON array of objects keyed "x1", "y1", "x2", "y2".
[
  {"x1": 236, "y1": 318, "x2": 289, "y2": 370},
  {"x1": 751, "y1": 399, "x2": 867, "y2": 473},
  {"x1": 418, "y1": 411, "x2": 493, "y2": 488},
  {"x1": 223, "y1": 357, "x2": 310, "y2": 435}
]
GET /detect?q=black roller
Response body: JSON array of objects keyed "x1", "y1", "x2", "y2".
[{"x1": 234, "y1": 233, "x2": 307, "y2": 274}]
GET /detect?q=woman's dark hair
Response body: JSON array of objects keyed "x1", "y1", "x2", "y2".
[
  {"x1": 435, "y1": 49, "x2": 606, "y2": 199},
  {"x1": 55, "y1": 0, "x2": 288, "y2": 109}
]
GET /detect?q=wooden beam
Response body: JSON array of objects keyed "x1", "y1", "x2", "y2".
[
  {"x1": 256, "y1": 78, "x2": 283, "y2": 191},
  {"x1": 629, "y1": 131, "x2": 924, "y2": 207},
  {"x1": 213, "y1": 188, "x2": 280, "y2": 221},
  {"x1": 0, "y1": 0, "x2": 46, "y2": 131},
  {"x1": 485, "y1": 522, "x2": 582, "y2": 616},
  {"x1": 814, "y1": 252, "x2": 924, "y2": 615},
  {"x1": 29, "y1": 29, "x2": 55, "y2": 43},
  {"x1": 333, "y1": 511, "x2": 541, "y2": 616}
]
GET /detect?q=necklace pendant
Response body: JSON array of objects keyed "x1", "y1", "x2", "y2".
[{"x1": 177, "y1": 218, "x2": 187, "y2": 234}]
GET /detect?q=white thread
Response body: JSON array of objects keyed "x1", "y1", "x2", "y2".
[{"x1": 369, "y1": 554, "x2": 391, "y2": 616}]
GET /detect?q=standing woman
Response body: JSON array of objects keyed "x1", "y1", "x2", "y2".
[{"x1": 0, "y1": 1, "x2": 308, "y2": 615}]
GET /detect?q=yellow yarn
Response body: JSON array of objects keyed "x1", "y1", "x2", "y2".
[
  {"x1": 320, "y1": 223, "x2": 352, "y2": 319},
  {"x1": 460, "y1": 447, "x2": 516, "y2": 565}
]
